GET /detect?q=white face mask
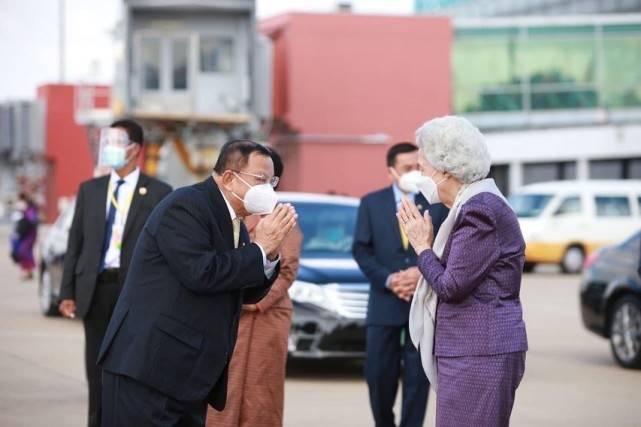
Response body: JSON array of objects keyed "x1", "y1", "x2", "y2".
[
  {"x1": 397, "y1": 170, "x2": 423, "y2": 194},
  {"x1": 232, "y1": 173, "x2": 279, "y2": 215},
  {"x1": 98, "y1": 128, "x2": 132, "y2": 169},
  {"x1": 101, "y1": 144, "x2": 127, "y2": 169},
  {"x1": 417, "y1": 171, "x2": 447, "y2": 205}
]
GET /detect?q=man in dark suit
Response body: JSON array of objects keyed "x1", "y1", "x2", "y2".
[
  {"x1": 353, "y1": 142, "x2": 448, "y2": 427},
  {"x1": 97, "y1": 139, "x2": 297, "y2": 426},
  {"x1": 58, "y1": 119, "x2": 172, "y2": 427}
]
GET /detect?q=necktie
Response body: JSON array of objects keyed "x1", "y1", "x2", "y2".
[
  {"x1": 99, "y1": 179, "x2": 125, "y2": 272},
  {"x1": 232, "y1": 217, "x2": 241, "y2": 249},
  {"x1": 398, "y1": 218, "x2": 409, "y2": 251}
]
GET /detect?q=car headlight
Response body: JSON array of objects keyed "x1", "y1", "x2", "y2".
[{"x1": 288, "y1": 280, "x2": 336, "y2": 313}]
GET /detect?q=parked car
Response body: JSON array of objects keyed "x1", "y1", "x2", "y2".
[
  {"x1": 38, "y1": 192, "x2": 370, "y2": 358},
  {"x1": 580, "y1": 231, "x2": 641, "y2": 369},
  {"x1": 280, "y1": 192, "x2": 368, "y2": 358},
  {"x1": 508, "y1": 180, "x2": 641, "y2": 273},
  {"x1": 38, "y1": 198, "x2": 76, "y2": 316}
]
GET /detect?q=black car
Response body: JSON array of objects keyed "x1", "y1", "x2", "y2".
[
  {"x1": 39, "y1": 192, "x2": 370, "y2": 358},
  {"x1": 580, "y1": 231, "x2": 641, "y2": 369}
]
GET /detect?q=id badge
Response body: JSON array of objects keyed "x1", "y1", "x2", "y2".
[{"x1": 111, "y1": 223, "x2": 124, "y2": 251}]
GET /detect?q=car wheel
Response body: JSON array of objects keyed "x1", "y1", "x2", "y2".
[
  {"x1": 39, "y1": 266, "x2": 59, "y2": 317},
  {"x1": 523, "y1": 262, "x2": 536, "y2": 273},
  {"x1": 609, "y1": 295, "x2": 641, "y2": 369},
  {"x1": 561, "y1": 246, "x2": 584, "y2": 274}
]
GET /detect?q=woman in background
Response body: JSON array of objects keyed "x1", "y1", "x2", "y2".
[{"x1": 11, "y1": 192, "x2": 39, "y2": 280}]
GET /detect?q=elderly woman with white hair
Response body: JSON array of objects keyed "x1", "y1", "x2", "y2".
[{"x1": 397, "y1": 116, "x2": 528, "y2": 427}]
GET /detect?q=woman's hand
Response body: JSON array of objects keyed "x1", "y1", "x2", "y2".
[{"x1": 397, "y1": 197, "x2": 434, "y2": 255}]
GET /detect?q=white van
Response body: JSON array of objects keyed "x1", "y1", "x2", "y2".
[{"x1": 508, "y1": 180, "x2": 641, "y2": 274}]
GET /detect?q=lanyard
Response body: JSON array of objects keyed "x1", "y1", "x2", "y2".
[{"x1": 108, "y1": 182, "x2": 134, "y2": 217}]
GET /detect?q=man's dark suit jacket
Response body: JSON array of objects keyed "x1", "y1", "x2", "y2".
[
  {"x1": 97, "y1": 177, "x2": 279, "y2": 411},
  {"x1": 353, "y1": 187, "x2": 448, "y2": 326},
  {"x1": 59, "y1": 172, "x2": 172, "y2": 318}
]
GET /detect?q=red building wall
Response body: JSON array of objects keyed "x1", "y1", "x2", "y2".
[
  {"x1": 37, "y1": 84, "x2": 108, "y2": 223},
  {"x1": 261, "y1": 13, "x2": 452, "y2": 197}
]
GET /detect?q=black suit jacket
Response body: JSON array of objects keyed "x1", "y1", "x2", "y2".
[
  {"x1": 97, "y1": 177, "x2": 278, "y2": 410},
  {"x1": 353, "y1": 187, "x2": 448, "y2": 326},
  {"x1": 59, "y1": 172, "x2": 172, "y2": 318}
]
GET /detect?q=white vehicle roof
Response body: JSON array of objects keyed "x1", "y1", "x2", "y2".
[
  {"x1": 515, "y1": 180, "x2": 641, "y2": 195},
  {"x1": 277, "y1": 192, "x2": 359, "y2": 206}
]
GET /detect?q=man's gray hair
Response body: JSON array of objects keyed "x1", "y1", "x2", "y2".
[{"x1": 415, "y1": 115, "x2": 491, "y2": 184}]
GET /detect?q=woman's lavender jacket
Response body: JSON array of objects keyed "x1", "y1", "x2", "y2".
[{"x1": 418, "y1": 192, "x2": 528, "y2": 357}]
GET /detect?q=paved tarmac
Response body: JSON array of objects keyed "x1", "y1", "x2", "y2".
[{"x1": 1, "y1": 227, "x2": 640, "y2": 426}]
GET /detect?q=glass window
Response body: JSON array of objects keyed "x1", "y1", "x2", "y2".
[
  {"x1": 171, "y1": 39, "x2": 189, "y2": 90},
  {"x1": 141, "y1": 37, "x2": 161, "y2": 91},
  {"x1": 523, "y1": 161, "x2": 577, "y2": 185},
  {"x1": 291, "y1": 202, "x2": 357, "y2": 257},
  {"x1": 200, "y1": 36, "x2": 233, "y2": 73},
  {"x1": 488, "y1": 164, "x2": 510, "y2": 196},
  {"x1": 508, "y1": 194, "x2": 553, "y2": 218},
  {"x1": 595, "y1": 196, "x2": 631, "y2": 217},
  {"x1": 627, "y1": 159, "x2": 641, "y2": 179},
  {"x1": 453, "y1": 28, "x2": 523, "y2": 113},
  {"x1": 590, "y1": 160, "x2": 624, "y2": 179},
  {"x1": 602, "y1": 25, "x2": 641, "y2": 108},
  {"x1": 554, "y1": 196, "x2": 582, "y2": 216},
  {"x1": 523, "y1": 26, "x2": 599, "y2": 110}
]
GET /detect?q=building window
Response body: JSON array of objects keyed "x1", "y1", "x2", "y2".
[
  {"x1": 590, "y1": 158, "x2": 641, "y2": 179},
  {"x1": 554, "y1": 196, "x2": 582, "y2": 216},
  {"x1": 453, "y1": 22, "x2": 641, "y2": 113},
  {"x1": 488, "y1": 164, "x2": 510, "y2": 195},
  {"x1": 141, "y1": 37, "x2": 161, "y2": 91},
  {"x1": 200, "y1": 36, "x2": 234, "y2": 73},
  {"x1": 595, "y1": 196, "x2": 631, "y2": 217},
  {"x1": 523, "y1": 161, "x2": 576, "y2": 185},
  {"x1": 171, "y1": 39, "x2": 189, "y2": 91}
]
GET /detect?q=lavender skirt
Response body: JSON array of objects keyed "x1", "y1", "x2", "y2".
[{"x1": 436, "y1": 352, "x2": 526, "y2": 427}]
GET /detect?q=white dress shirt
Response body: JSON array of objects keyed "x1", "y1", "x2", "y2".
[
  {"x1": 219, "y1": 189, "x2": 278, "y2": 278},
  {"x1": 103, "y1": 168, "x2": 140, "y2": 269}
]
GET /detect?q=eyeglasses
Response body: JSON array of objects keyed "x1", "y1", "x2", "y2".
[{"x1": 233, "y1": 170, "x2": 280, "y2": 188}]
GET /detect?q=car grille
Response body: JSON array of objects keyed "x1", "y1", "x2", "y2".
[{"x1": 324, "y1": 283, "x2": 369, "y2": 319}]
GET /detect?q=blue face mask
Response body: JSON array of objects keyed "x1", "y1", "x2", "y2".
[{"x1": 101, "y1": 144, "x2": 127, "y2": 169}]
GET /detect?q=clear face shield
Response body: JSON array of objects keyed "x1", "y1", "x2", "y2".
[{"x1": 98, "y1": 128, "x2": 131, "y2": 170}]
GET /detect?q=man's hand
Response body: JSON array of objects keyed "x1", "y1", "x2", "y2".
[
  {"x1": 253, "y1": 203, "x2": 298, "y2": 260},
  {"x1": 59, "y1": 299, "x2": 76, "y2": 319},
  {"x1": 389, "y1": 267, "x2": 422, "y2": 302}
]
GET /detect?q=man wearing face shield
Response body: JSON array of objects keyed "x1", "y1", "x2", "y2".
[
  {"x1": 353, "y1": 142, "x2": 448, "y2": 427},
  {"x1": 97, "y1": 139, "x2": 297, "y2": 426},
  {"x1": 58, "y1": 119, "x2": 173, "y2": 427}
]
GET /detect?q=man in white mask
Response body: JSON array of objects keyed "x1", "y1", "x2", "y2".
[
  {"x1": 98, "y1": 139, "x2": 297, "y2": 427},
  {"x1": 353, "y1": 142, "x2": 448, "y2": 427}
]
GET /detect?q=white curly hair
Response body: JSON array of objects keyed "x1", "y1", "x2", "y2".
[{"x1": 415, "y1": 115, "x2": 491, "y2": 184}]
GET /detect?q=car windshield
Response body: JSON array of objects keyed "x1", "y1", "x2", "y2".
[
  {"x1": 508, "y1": 194, "x2": 553, "y2": 218},
  {"x1": 287, "y1": 201, "x2": 357, "y2": 258}
]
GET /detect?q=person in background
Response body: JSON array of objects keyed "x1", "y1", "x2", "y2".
[
  {"x1": 206, "y1": 148, "x2": 303, "y2": 427},
  {"x1": 399, "y1": 115, "x2": 528, "y2": 427},
  {"x1": 10, "y1": 192, "x2": 39, "y2": 280},
  {"x1": 58, "y1": 119, "x2": 172, "y2": 427},
  {"x1": 353, "y1": 142, "x2": 448, "y2": 427}
]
